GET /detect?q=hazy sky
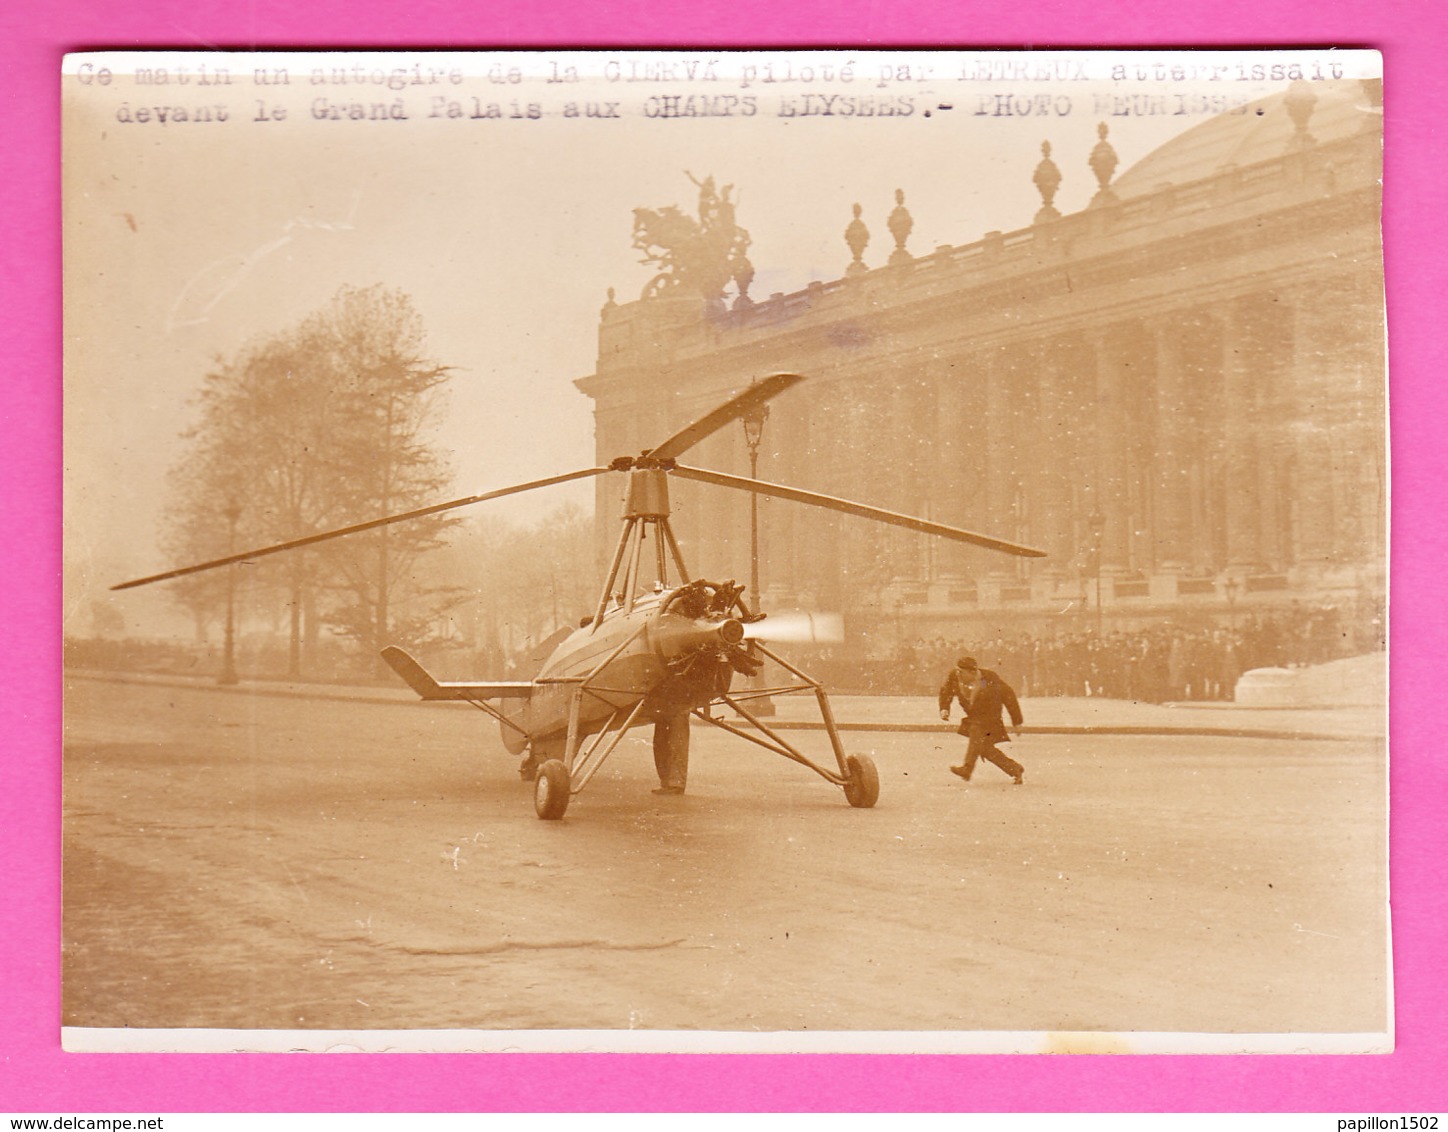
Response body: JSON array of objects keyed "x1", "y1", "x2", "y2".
[{"x1": 64, "y1": 49, "x2": 1366, "y2": 634}]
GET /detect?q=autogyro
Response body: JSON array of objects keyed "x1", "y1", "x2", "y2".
[{"x1": 116, "y1": 373, "x2": 1045, "y2": 819}]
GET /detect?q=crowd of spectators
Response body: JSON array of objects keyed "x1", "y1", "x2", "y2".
[
  {"x1": 905, "y1": 599, "x2": 1383, "y2": 702},
  {"x1": 813, "y1": 598, "x2": 1386, "y2": 702}
]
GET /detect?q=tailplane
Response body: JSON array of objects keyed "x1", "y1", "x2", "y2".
[{"x1": 380, "y1": 646, "x2": 533, "y2": 702}]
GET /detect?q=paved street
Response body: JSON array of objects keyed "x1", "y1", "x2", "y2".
[{"x1": 62, "y1": 673, "x2": 1389, "y2": 1050}]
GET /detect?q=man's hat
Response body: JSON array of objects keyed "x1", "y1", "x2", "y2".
[{"x1": 956, "y1": 656, "x2": 978, "y2": 669}]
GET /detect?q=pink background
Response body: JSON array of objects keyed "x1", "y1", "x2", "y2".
[{"x1": 7, "y1": 1, "x2": 1444, "y2": 1113}]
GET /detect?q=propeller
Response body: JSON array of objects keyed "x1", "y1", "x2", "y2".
[
  {"x1": 669, "y1": 465, "x2": 1047, "y2": 558},
  {"x1": 111, "y1": 466, "x2": 611, "y2": 591},
  {"x1": 741, "y1": 611, "x2": 845, "y2": 644},
  {"x1": 115, "y1": 369, "x2": 1046, "y2": 593},
  {"x1": 644, "y1": 372, "x2": 803, "y2": 462}
]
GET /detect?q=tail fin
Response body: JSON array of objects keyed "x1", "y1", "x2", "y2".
[{"x1": 382, "y1": 646, "x2": 444, "y2": 699}]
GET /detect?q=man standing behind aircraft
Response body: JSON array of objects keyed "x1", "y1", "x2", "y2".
[{"x1": 938, "y1": 656, "x2": 1025, "y2": 784}]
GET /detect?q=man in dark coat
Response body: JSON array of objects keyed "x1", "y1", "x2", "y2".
[{"x1": 938, "y1": 655, "x2": 1025, "y2": 784}]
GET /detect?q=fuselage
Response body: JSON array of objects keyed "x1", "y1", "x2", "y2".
[{"x1": 505, "y1": 583, "x2": 743, "y2": 756}]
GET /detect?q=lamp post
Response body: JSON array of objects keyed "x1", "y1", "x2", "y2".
[
  {"x1": 1088, "y1": 510, "x2": 1105, "y2": 638},
  {"x1": 1224, "y1": 574, "x2": 1240, "y2": 627},
  {"x1": 742, "y1": 392, "x2": 775, "y2": 716},
  {"x1": 218, "y1": 499, "x2": 242, "y2": 686}
]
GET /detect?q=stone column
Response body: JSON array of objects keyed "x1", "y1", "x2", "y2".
[
  {"x1": 932, "y1": 355, "x2": 971, "y2": 582},
  {"x1": 1151, "y1": 318, "x2": 1193, "y2": 570},
  {"x1": 1031, "y1": 337, "x2": 1073, "y2": 578},
  {"x1": 890, "y1": 365, "x2": 930, "y2": 583},
  {"x1": 1057, "y1": 333, "x2": 1096, "y2": 570},
  {"x1": 1117, "y1": 320, "x2": 1156, "y2": 574},
  {"x1": 1345, "y1": 297, "x2": 1388, "y2": 567},
  {"x1": 1331, "y1": 289, "x2": 1386, "y2": 568},
  {"x1": 983, "y1": 343, "x2": 1020, "y2": 577},
  {"x1": 1220, "y1": 300, "x2": 1264, "y2": 571},
  {"x1": 1183, "y1": 314, "x2": 1226, "y2": 573},
  {"x1": 1252, "y1": 299, "x2": 1292, "y2": 572},
  {"x1": 1283, "y1": 288, "x2": 1339, "y2": 567},
  {"x1": 804, "y1": 378, "x2": 845, "y2": 607},
  {"x1": 1010, "y1": 343, "x2": 1039, "y2": 555},
  {"x1": 765, "y1": 388, "x2": 797, "y2": 600},
  {"x1": 1289, "y1": 277, "x2": 1387, "y2": 573},
  {"x1": 849, "y1": 370, "x2": 891, "y2": 594},
  {"x1": 1088, "y1": 328, "x2": 1130, "y2": 571}
]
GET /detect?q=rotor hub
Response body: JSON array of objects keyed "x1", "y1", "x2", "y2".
[{"x1": 621, "y1": 466, "x2": 672, "y2": 520}]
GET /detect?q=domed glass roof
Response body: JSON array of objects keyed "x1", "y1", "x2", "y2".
[{"x1": 1113, "y1": 79, "x2": 1381, "y2": 199}]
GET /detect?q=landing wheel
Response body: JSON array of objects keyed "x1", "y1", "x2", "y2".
[
  {"x1": 534, "y1": 759, "x2": 571, "y2": 820},
  {"x1": 843, "y1": 753, "x2": 879, "y2": 809}
]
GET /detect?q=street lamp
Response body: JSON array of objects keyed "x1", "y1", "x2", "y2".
[
  {"x1": 741, "y1": 391, "x2": 775, "y2": 716},
  {"x1": 1224, "y1": 574, "x2": 1240, "y2": 627},
  {"x1": 1088, "y1": 510, "x2": 1105, "y2": 638},
  {"x1": 218, "y1": 499, "x2": 242, "y2": 686}
]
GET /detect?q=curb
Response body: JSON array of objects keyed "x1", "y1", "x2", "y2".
[
  {"x1": 756, "y1": 720, "x2": 1361, "y2": 742},
  {"x1": 65, "y1": 670, "x2": 1369, "y2": 742}
]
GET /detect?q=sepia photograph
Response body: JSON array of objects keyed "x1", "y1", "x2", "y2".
[{"x1": 61, "y1": 48, "x2": 1388, "y2": 1053}]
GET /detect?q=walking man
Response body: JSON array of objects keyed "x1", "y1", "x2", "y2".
[{"x1": 938, "y1": 655, "x2": 1025, "y2": 784}]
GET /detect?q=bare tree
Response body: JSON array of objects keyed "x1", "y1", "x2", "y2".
[
  {"x1": 159, "y1": 388, "x2": 253, "y2": 647},
  {"x1": 160, "y1": 285, "x2": 459, "y2": 675},
  {"x1": 303, "y1": 285, "x2": 459, "y2": 661}
]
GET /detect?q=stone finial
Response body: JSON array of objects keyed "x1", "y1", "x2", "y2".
[
  {"x1": 1089, "y1": 122, "x2": 1119, "y2": 205},
  {"x1": 1283, "y1": 79, "x2": 1319, "y2": 153},
  {"x1": 602, "y1": 286, "x2": 617, "y2": 315},
  {"x1": 1033, "y1": 140, "x2": 1063, "y2": 223},
  {"x1": 887, "y1": 188, "x2": 914, "y2": 265},
  {"x1": 845, "y1": 202, "x2": 870, "y2": 275}
]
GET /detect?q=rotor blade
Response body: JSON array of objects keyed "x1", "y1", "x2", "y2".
[
  {"x1": 112, "y1": 466, "x2": 612, "y2": 591},
  {"x1": 742, "y1": 611, "x2": 845, "y2": 644},
  {"x1": 670, "y1": 465, "x2": 1049, "y2": 558},
  {"x1": 644, "y1": 372, "x2": 804, "y2": 462}
]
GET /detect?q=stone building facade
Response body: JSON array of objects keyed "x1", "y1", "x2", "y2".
[{"x1": 575, "y1": 81, "x2": 1385, "y2": 652}]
